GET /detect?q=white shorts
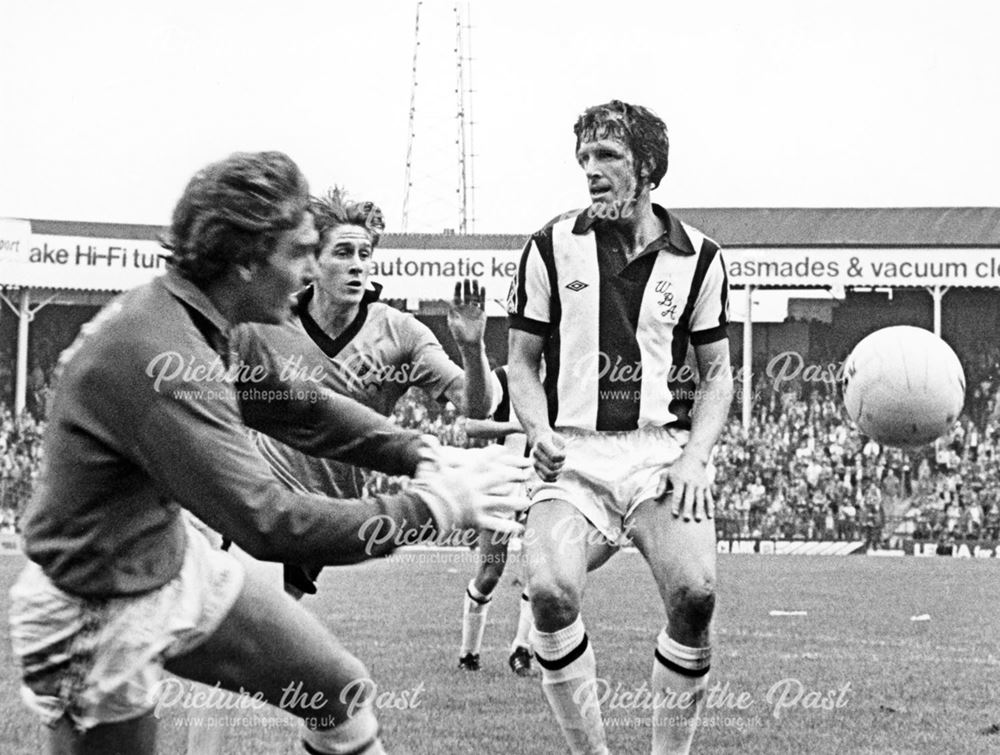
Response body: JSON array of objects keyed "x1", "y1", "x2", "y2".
[
  {"x1": 530, "y1": 426, "x2": 696, "y2": 545},
  {"x1": 9, "y1": 517, "x2": 245, "y2": 731}
]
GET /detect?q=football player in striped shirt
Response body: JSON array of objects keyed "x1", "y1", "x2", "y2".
[{"x1": 508, "y1": 100, "x2": 734, "y2": 754}]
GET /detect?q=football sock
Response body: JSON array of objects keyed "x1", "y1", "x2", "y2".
[
  {"x1": 651, "y1": 628, "x2": 711, "y2": 755},
  {"x1": 532, "y1": 615, "x2": 608, "y2": 755},
  {"x1": 301, "y1": 703, "x2": 384, "y2": 755},
  {"x1": 460, "y1": 581, "x2": 493, "y2": 656},
  {"x1": 511, "y1": 591, "x2": 533, "y2": 651}
]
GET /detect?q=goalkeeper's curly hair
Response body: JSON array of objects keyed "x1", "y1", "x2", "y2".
[
  {"x1": 573, "y1": 100, "x2": 670, "y2": 190},
  {"x1": 310, "y1": 187, "x2": 386, "y2": 249},
  {"x1": 161, "y1": 151, "x2": 310, "y2": 285}
]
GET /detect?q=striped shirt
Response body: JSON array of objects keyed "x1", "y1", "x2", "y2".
[{"x1": 507, "y1": 204, "x2": 729, "y2": 432}]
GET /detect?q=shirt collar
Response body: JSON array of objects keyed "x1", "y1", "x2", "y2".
[
  {"x1": 572, "y1": 203, "x2": 696, "y2": 256},
  {"x1": 294, "y1": 282, "x2": 383, "y2": 359},
  {"x1": 159, "y1": 267, "x2": 232, "y2": 334}
]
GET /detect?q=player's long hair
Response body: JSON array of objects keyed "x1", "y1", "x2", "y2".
[
  {"x1": 161, "y1": 151, "x2": 310, "y2": 285},
  {"x1": 573, "y1": 100, "x2": 670, "y2": 190},
  {"x1": 310, "y1": 187, "x2": 386, "y2": 249}
]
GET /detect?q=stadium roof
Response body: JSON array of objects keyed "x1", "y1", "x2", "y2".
[
  {"x1": 29, "y1": 207, "x2": 1000, "y2": 249},
  {"x1": 676, "y1": 208, "x2": 1000, "y2": 248}
]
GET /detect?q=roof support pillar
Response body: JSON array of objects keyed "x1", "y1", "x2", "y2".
[
  {"x1": 928, "y1": 285, "x2": 949, "y2": 338},
  {"x1": 742, "y1": 286, "x2": 754, "y2": 430}
]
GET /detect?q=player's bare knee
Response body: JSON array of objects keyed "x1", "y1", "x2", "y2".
[
  {"x1": 667, "y1": 579, "x2": 716, "y2": 631},
  {"x1": 529, "y1": 576, "x2": 582, "y2": 629},
  {"x1": 475, "y1": 561, "x2": 505, "y2": 593}
]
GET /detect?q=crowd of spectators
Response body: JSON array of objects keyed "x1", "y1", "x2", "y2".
[
  {"x1": 710, "y1": 341, "x2": 1000, "y2": 547},
  {"x1": 0, "y1": 407, "x2": 44, "y2": 534},
  {"x1": 714, "y1": 382, "x2": 1000, "y2": 548},
  {"x1": 6, "y1": 343, "x2": 1000, "y2": 549},
  {"x1": 368, "y1": 343, "x2": 1000, "y2": 549}
]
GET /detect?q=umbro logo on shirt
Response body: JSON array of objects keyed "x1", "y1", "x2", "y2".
[{"x1": 565, "y1": 280, "x2": 589, "y2": 292}]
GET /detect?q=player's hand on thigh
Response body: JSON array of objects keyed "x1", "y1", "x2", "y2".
[
  {"x1": 530, "y1": 431, "x2": 566, "y2": 482},
  {"x1": 413, "y1": 445, "x2": 533, "y2": 534},
  {"x1": 658, "y1": 454, "x2": 714, "y2": 522}
]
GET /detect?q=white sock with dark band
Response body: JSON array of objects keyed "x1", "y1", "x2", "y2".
[
  {"x1": 460, "y1": 581, "x2": 492, "y2": 656},
  {"x1": 301, "y1": 703, "x2": 384, "y2": 755},
  {"x1": 532, "y1": 615, "x2": 608, "y2": 755},
  {"x1": 651, "y1": 628, "x2": 711, "y2": 755},
  {"x1": 512, "y1": 591, "x2": 533, "y2": 651}
]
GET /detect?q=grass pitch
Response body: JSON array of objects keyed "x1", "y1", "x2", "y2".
[{"x1": 1, "y1": 551, "x2": 998, "y2": 754}]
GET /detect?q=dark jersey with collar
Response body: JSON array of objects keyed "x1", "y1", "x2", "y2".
[
  {"x1": 238, "y1": 284, "x2": 463, "y2": 498},
  {"x1": 21, "y1": 270, "x2": 432, "y2": 597},
  {"x1": 507, "y1": 205, "x2": 729, "y2": 432}
]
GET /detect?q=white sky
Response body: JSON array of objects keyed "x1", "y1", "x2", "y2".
[{"x1": 2, "y1": 0, "x2": 998, "y2": 234}]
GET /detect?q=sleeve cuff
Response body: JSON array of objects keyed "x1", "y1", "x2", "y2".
[
  {"x1": 508, "y1": 315, "x2": 550, "y2": 336},
  {"x1": 690, "y1": 325, "x2": 729, "y2": 346}
]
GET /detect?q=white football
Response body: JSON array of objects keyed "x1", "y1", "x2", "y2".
[{"x1": 842, "y1": 326, "x2": 965, "y2": 447}]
